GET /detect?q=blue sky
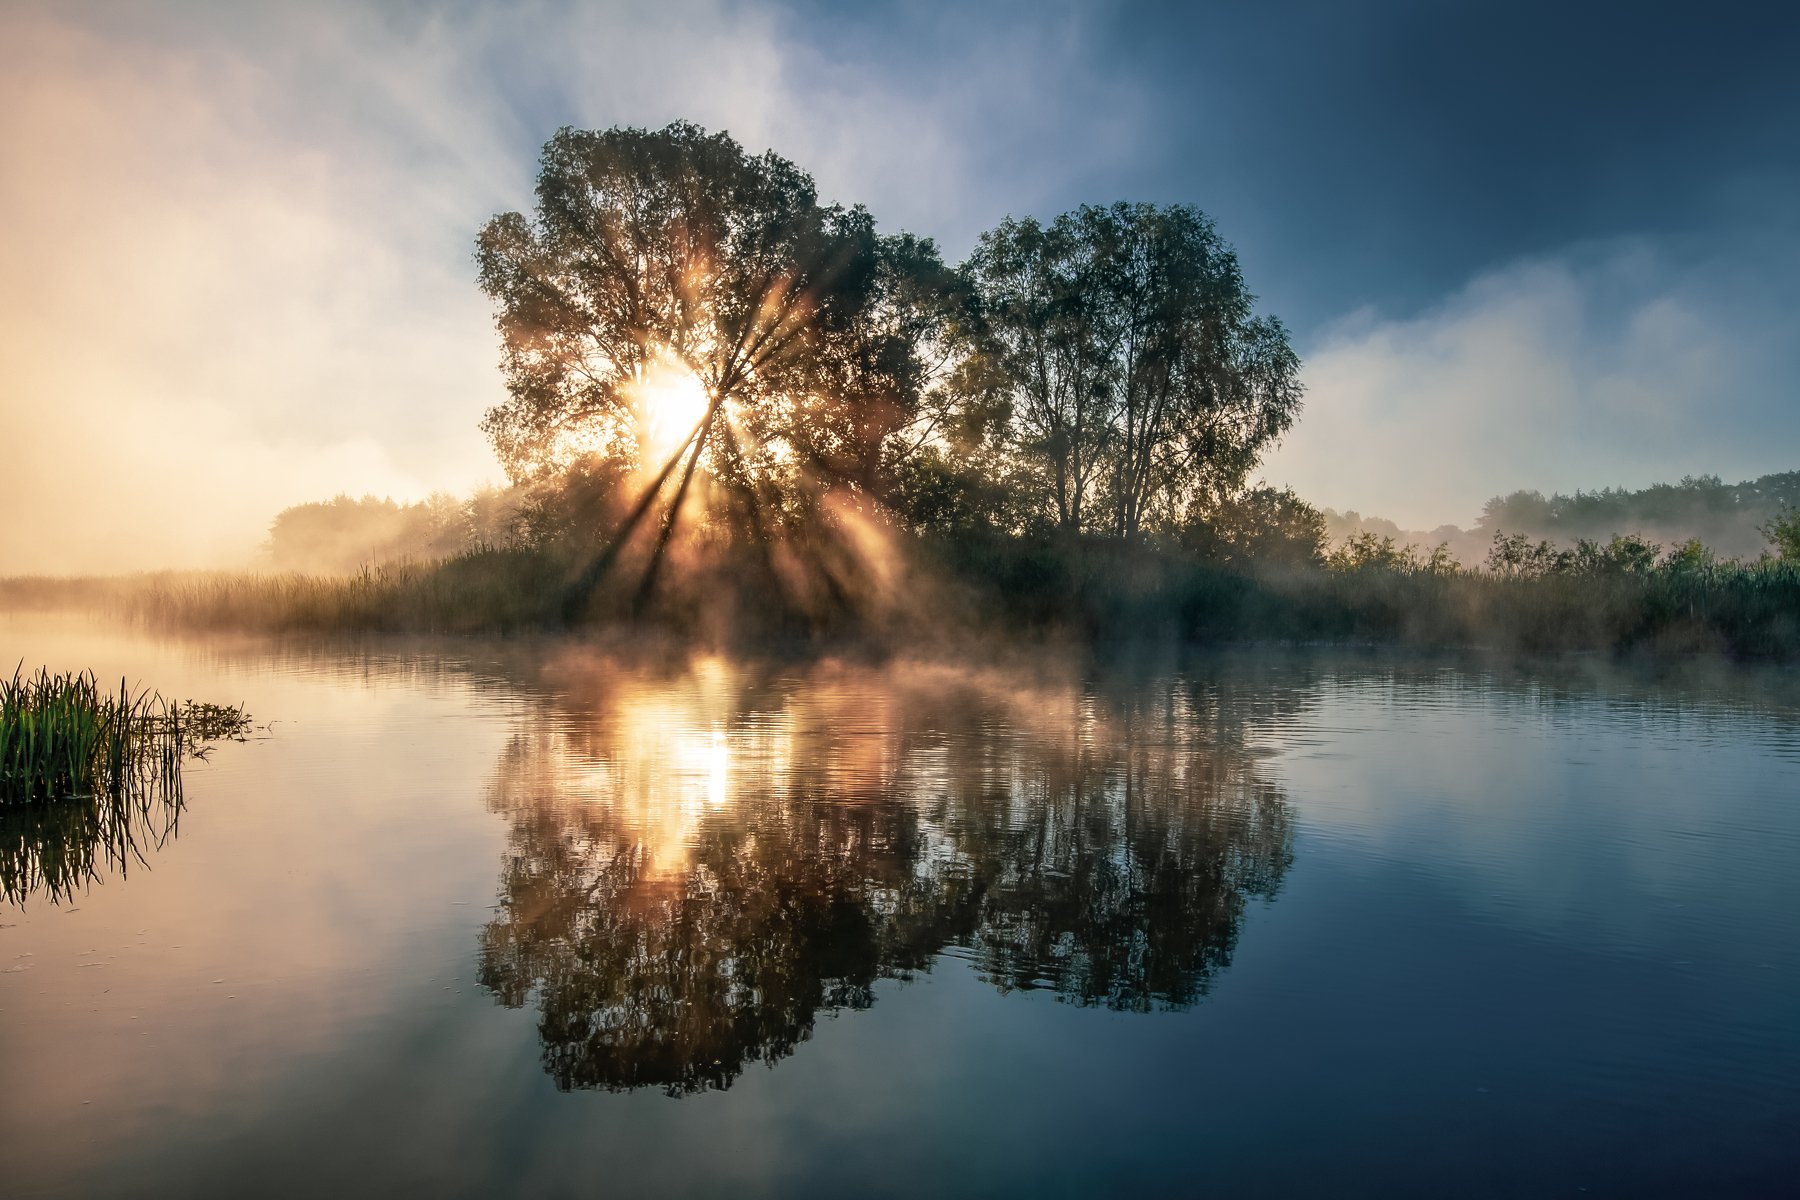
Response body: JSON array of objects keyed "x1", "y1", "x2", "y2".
[{"x1": 2, "y1": 0, "x2": 1796, "y2": 569}]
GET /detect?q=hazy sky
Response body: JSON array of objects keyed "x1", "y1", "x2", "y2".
[{"x1": 3, "y1": 0, "x2": 1796, "y2": 570}]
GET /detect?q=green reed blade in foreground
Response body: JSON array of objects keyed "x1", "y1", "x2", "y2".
[
  {"x1": 0, "y1": 665, "x2": 251, "y2": 807},
  {"x1": 0, "y1": 665, "x2": 251, "y2": 905}
]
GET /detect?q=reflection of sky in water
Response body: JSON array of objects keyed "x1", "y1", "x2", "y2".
[{"x1": 1, "y1": 613, "x2": 1796, "y2": 1197}]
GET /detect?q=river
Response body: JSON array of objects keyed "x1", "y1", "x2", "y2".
[{"x1": 3, "y1": 613, "x2": 1797, "y2": 1197}]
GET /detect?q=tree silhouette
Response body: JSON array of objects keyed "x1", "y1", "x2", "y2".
[
  {"x1": 476, "y1": 123, "x2": 957, "y2": 611},
  {"x1": 474, "y1": 124, "x2": 1308, "y2": 612}
]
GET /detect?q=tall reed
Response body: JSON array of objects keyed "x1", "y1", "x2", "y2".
[
  {"x1": 6, "y1": 536, "x2": 1799, "y2": 659},
  {"x1": 0, "y1": 667, "x2": 250, "y2": 905},
  {"x1": 0, "y1": 667, "x2": 182, "y2": 806}
]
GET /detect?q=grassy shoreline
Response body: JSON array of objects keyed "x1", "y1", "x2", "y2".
[{"x1": 5, "y1": 537, "x2": 1799, "y2": 661}]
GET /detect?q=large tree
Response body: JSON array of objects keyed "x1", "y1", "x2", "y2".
[
  {"x1": 476, "y1": 127, "x2": 1302, "y2": 579},
  {"x1": 963, "y1": 203, "x2": 1302, "y2": 538},
  {"x1": 476, "y1": 122, "x2": 951, "y2": 536}
]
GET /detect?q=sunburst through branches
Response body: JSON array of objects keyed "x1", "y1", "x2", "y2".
[{"x1": 627, "y1": 351, "x2": 714, "y2": 466}]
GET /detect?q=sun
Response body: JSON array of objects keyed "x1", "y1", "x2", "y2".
[{"x1": 628, "y1": 351, "x2": 713, "y2": 463}]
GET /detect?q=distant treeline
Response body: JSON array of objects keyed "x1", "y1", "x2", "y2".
[
  {"x1": 1326, "y1": 471, "x2": 1800, "y2": 567},
  {"x1": 1478, "y1": 472, "x2": 1800, "y2": 561},
  {"x1": 268, "y1": 468, "x2": 1800, "y2": 578},
  {"x1": 263, "y1": 477, "x2": 633, "y2": 574},
  {"x1": 265, "y1": 494, "x2": 467, "y2": 573}
]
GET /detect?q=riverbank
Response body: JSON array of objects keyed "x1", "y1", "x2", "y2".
[{"x1": 5, "y1": 536, "x2": 1798, "y2": 660}]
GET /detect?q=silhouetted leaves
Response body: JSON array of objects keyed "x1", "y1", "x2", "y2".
[{"x1": 476, "y1": 122, "x2": 954, "y2": 522}]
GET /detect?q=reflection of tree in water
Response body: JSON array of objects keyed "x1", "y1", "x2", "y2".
[{"x1": 478, "y1": 658, "x2": 1298, "y2": 1094}]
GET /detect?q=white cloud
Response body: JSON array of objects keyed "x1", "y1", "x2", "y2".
[
  {"x1": 1266, "y1": 239, "x2": 1800, "y2": 528},
  {"x1": 16, "y1": 1, "x2": 1785, "y2": 570}
]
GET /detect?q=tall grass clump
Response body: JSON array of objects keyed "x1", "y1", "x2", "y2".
[
  {"x1": 0, "y1": 667, "x2": 183, "y2": 806},
  {"x1": 127, "y1": 550, "x2": 572, "y2": 634},
  {"x1": 0, "y1": 667, "x2": 250, "y2": 905}
]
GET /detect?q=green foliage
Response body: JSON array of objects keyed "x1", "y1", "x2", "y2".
[
  {"x1": 0, "y1": 669, "x2": 248, "y2": 905},
  {"x1": 1484, "y1": 532, "x2": 1667, "y2": 579},
  {"x1": 890, "y1": 446, "x2": 1030, "y2": 538},
  {"x1": 0, "y1": 667, "x2": 246, "y2": 808},
  {"x1": 1183, "y1": 486, "x2": 1325, "y2": 567},
  {"x1": 1, "y1": 668, "x2": 169, "y2": 807},
  {"x1": 1330, "y1": 533, "x2": 1416, "y2": 572},
  {"x1": 1662, "y1": 537, "x2": 1714, "y2": 573},
  {"x1": 956, "y1": 203, "x2": 1302, "y2": 538},
  {"x1": 922, "y1": 529, "x2": 1800, "y2": 659},
  {"x1": 1762, "y1": 508, "x2": 1800, "y2": 561},
  {"x1": 1320, "y1": 531, "x2": 1457, "y2": 575},
  {"x1": 1301, "y1": 533, "x2": 1800, "y2": 656},
  {"x1": 1576, "y1": 534, "x2": 1659, "y2": 576},
  {"x1": 1484, "y1": 531, "x2": 1568, "y2": 577},
  {"x1": 1479, "y1": 471, "x2": 1800, "y2": 561}
]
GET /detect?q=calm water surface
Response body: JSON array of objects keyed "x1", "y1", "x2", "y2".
[{"x1": 2, "y1": 613, "x2": 1797, "y2": 1197}]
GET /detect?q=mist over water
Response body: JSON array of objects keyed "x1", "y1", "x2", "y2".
[{"x1": 2, "y1": 613, "x2": 1796, "y2": 1196}]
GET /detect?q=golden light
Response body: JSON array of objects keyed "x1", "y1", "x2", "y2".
[
  {"x1": 545, "y1": 660, "x2": 749, "y2": 879},
  {"x1": 628, "y1": 350, "x2": 712, "y2": 462}
]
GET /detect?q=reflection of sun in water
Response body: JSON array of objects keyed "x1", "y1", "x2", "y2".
[
  {"x1": 628, "y1": 351, "x2": 712, "y2": 461},
  {"x1": 564, "y1": 681, "x2": 740, "y2": 878},
  {"x1": 676, "y1": 728, "x2": 732, "y2": 813}
]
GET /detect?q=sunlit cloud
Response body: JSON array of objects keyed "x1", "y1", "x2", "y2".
[
  {"x1": 0, "y1": 0, "x2": 1142, "y2": 573},
  {"x1": 8, "y1": 1, "x2": 1792, "y2": 572}
]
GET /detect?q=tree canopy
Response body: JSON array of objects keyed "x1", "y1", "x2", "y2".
[
  {"x1": 476, "y1": 123, "x2": 952, "y2": 524},
  {"x1": 960, "y1": 204, "x2": 1302, "y2": 538},
  {"x1": 474, "y1": 123, "x2": 1303, "y2": 587}
]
